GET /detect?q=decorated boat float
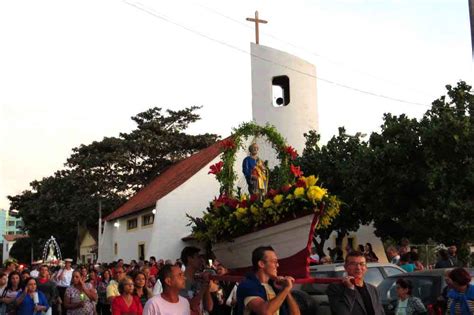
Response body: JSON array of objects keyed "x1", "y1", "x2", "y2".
[{"x1": 188, "y1": 122, "x2": 341, "y2": 279}]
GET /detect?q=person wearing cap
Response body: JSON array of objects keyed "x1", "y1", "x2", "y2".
[
  {"x1": 54, "y1": 258, "x2": 74, "y2": 314},
  {"x1": 30, "y1": 261, "x2": 43, "y2": 279}
]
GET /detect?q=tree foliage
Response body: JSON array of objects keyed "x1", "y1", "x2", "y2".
[
  {"x1": 9, "y1": 107, "x2": 219, "y2": 260},
  {"x1": 300, "y1": 81, "x2": 474, "y2": 258}
]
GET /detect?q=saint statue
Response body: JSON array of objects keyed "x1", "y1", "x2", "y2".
[
  {"x1": 242, "y1": 143, "x2": 269, "y2": 196},
  {"x1": 46, "y1": 242, "x2": 57, "y2": 262}
]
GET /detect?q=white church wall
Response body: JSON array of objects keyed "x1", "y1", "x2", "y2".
[
  {"x1": 326, "y1": 224, "x2": 388, "y2": 263},
  {"x1": 251, "y1": 43, "x2": 318, "y2": 153},
  {"x1": 148, "y1": 156, "x2": 221, "y2": 261},
  {"x1": 98, "y1": 221, "x2": 114, "y2": 262}
]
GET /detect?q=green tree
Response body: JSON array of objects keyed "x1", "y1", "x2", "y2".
[
  {"x1": 299, "y1": 128, "x2": 372, "y2": 256},
  {"x1": 8, "y1": 106, "x2": 219, "y2": 260}
]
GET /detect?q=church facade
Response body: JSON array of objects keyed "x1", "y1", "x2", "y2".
[{"x1": 98, "y1": 43, "x2": 386, "y2": 263}]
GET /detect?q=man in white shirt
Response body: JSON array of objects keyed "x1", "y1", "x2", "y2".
[
  {"x1": 143, "y1": 264, "x2": 190, "y2": 315},
  {"x1": 54, "y1": 258, "x2": 74, "y2": 313}
]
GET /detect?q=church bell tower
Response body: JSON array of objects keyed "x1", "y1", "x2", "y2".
[{"x1": 250, "y1": 36, "x2": 318, "y2": 153}]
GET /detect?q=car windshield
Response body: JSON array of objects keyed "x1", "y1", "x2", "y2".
[{"x1": 378, "y1": 276, "x2": 438, "y2": 303}]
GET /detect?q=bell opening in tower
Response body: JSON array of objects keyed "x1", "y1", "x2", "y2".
[{"x1": 272, "y1": 75, "x2": 290, "y2": 107}]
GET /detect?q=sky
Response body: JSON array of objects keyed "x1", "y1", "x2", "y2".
[{"x1": 0, "y1": 0, "x2": 473, "y2": 210}]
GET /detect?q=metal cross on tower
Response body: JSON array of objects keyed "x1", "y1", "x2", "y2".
[{"x1": 246, "y1": 11, "x2": 268, "y2": 45}]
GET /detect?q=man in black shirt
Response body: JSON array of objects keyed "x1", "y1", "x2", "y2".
[{"x1": 327, "y1": 251, "x2": 385, "y2": 315}]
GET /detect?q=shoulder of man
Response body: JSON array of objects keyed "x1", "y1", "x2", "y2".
[
  {"x1": 326, "y1": 282, "x2": 345, "y2": 295},
  {"x1": 237, "y1": 277, "x2": 263, "y2": 299}
]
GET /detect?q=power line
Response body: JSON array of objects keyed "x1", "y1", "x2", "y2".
[
  {"x1": 191, "y1": 2, "x2": 434, "y2": 98},
  {"x1": 123, "y1": 0, "x2": 431, "y2": 108}
]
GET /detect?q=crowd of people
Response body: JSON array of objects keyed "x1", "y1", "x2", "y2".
[{"x1": 0, "y1": 242, "x2": 473, "y2": 315}]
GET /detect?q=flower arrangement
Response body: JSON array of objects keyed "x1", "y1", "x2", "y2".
[
  {"x1": 187, "y1": 122, "x2": 341, "y2": 244},
  {"x1": 188, "y1": 174, "x2": 341, "y2": 243}
]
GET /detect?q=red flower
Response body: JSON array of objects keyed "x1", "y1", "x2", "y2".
[
  {"x1": 266, "y1": 189, "x2": 279, "y2": 199},
  {"x1": 295, "y1": 178, "x2": 307, "y2": 188},
  {"x1": 208, "y1": 161, "x2": 224, "y2": 175},
  {"x1": 250, "y1": 194, "x2": 259, "y2": 203},
  {"x1": 239, "y1": 199, "x2": 248, "y2": 208},
  {"x1": 290, "y1": 164, "x2": 304, "y2": 177},
  {"x1": 285, "y1": 146, "x2": 298, "y2": 160},
  {"x1": 226, "y1": 198, "x2": 239, "y2": 209},
  {"x1": 281, "y1": 184, "x2": 292, "y2": 194},
  {"x1": 220, "y1": 138, "x2": 236, "y2": 150}
]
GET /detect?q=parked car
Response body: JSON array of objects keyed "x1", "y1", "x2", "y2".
[
  {"x1": 292, "y1": 262, "x2": 405, "y2": 315},
  {"x1": 377, "y1": 268, "x2": 474, "y2": 315}
]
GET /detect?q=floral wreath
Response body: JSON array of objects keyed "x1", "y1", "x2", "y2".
[
  {"x1": 188, "y1": 122, "x2": 341, "y2": 243},
  {"x1": 208, "y1": 121, "x2": 299, "y2": 195}
]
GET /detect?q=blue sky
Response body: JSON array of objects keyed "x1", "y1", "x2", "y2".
[{"x1": 0, "y1": 0, "x2": 472, "y2": 209}]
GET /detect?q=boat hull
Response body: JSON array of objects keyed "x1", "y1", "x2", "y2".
[{"x1": 212, "y1": 213, "x2": 319, "y2": 278}]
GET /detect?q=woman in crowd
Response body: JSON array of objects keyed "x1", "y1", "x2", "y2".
[
  {"x1": 111, "y1": 277, "x2": 142, "y2": 315},
  {"x1": 364, "y1": 243, "x2": 379, "y2": 262},
  {"x1": 87, "y1": 270, "x2": 99, "y2": 288},
  {"x1": 64, "y1": 270, "x2": 97, "y2": 315},
  {"x1": 132, "y1": 272, "x2": 152, "y2": 308},
  {"x1": 394, "y1": 278, "x2": 426, "y2": 315},
  {"x1": 15, "y1": 277, "x2": 49, "y2": 315},
  {"x1": 446, "y1": 267, "x2": 474, "y2": 315},
  {"x1": 96, "y1": 269, "x2": 112, "y2": 315},
  {"x1": 0, "y1": 271, "x2": 22, "y2": 315}
]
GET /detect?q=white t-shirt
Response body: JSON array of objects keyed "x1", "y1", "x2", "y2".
[
  {"x1": 143, "y1": 294, "x2": 190, "y2": 315},
  {"x1": 396, "y1": 299, "x2": 408, "y2": 315},
  {"x1": 55, "y1": 268, "x2": 73, "y2": 287}
]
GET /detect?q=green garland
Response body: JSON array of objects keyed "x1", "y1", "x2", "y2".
[{"x1": 216, "y1": 121, "x2": 292, "y2": 196}]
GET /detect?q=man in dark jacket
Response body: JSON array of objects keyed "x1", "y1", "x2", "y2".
[
  {"x1": 327, "y1": 251, "x2": 385, "y2": 315},
  {"x1": 37, "y1": 264, "x2": 59, "y2": 315}
]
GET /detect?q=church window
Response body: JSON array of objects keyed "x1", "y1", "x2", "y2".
[
  {"x1": 142, "y1": 214, "x2": 154, "y2": 226},
  {"x1": 127, "y1": 218, "x2": 138, "y2": 230},
  {"x1": 138, "y1": 243, "x2": 145, "y2": 261},
  {"x1": 272, "y1": 75, "x2": 290, "y2": 107}
]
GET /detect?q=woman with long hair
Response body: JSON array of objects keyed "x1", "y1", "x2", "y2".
[
  {"x1": 64, "y1": 270, "x2": 97, "y2": 315},
  {"x1": 0, "y1": 271, "x2": 22, "y2": 315},
  {"x1": 364, "y1": 243, "x2": 379, "y2": 262},
  {"x1": 15, "y1": 277, "x2": 49, "y2": 315},
  {"x1": 111, "y1": 277, "x2": 142, "y2": 315},
  {"x1": 131, "y1": 272, "x2": 152, "y2": 308},
  {"x1": 394, "y1": 278, "x2": 426, "y2": 315},
  {"x1": 96, "y1": 269, "x2": 112, "y2": 315},
  {"x1": 446, "y1": 267, "x2": 474, "y2": 315}
]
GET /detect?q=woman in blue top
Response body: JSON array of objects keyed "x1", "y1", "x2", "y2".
[{"x1": 15, "y1": 277, "x2": 49, "y2": 315}]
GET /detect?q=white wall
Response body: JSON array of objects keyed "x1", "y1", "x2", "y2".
[
  {"x1": 251, "y1": 43, "x2": 318, "y2": 153},
  {"x1": 148, "y1": 156, "x2": 221, "y2": 261},
  {"x1": 99, "y1": 156, "x2": 221, "y2": 263},
  {"x1": 3, "y1": 240, "x2": 14, "y2": 262}
]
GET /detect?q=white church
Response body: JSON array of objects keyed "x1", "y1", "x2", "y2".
[{"x1": 98, "y1": 39, "x2": 387, "y2": 264}]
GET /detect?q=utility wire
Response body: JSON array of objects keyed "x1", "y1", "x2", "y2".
[
  {"x1": 192, "y1": 2, "x2": 433, "y2": 98},
  {"x1": 123, "y1": 0, "x2": 431, "y2": 107}
]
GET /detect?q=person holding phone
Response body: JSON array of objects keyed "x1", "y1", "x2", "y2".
[
  {"x1": 327, "y1": 251, "x2": 385, "y2": 315},
  {"x1": 64, "y1": 270, "x2": 97, "y2": 315},
  {"x1": 15, "y1": 277, "x2": 49, "y2": 315}
]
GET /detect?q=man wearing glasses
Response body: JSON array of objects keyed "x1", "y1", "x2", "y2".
[
  {"x1": 236, "y1": 246, "x2": 300, "y2": 315},
  {"x1": 107, "y1": 265, "x2": 126, "y2": 304},
  {"x1": 327, "y1": 251, "x2": 385, "y2": 315}
]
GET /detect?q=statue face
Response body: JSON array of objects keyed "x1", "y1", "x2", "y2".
[{"x1": 250, "y1": 144, "x2": 259, "y2": 155}]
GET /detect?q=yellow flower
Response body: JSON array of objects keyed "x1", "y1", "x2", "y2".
[
  {"x1": 286, "y1": 194, "x2": 294, "y2": 200},
  {"x1": 250, "y1": 205, "x2": 259, "y2": 215},
  {"x1": 273, "y1": 194, "x2": 284, "y2": 205},
  {"x1": 307, "y1": 186, "x2": 327, "y2": 202},
  {"x1": 240, "y1": 194, "x2": 248, "y2": 201},
  {"x1": 234, "y1": 207, "x2": 247, "y2": 220},
  {"x1": 294, "y1": 187, "x2": 305, "y2": 198},
  {"x1": 263, "y1": 199, "x2": 273, "y2": 208},
  {"x1": 305, "y1": 175, "x2": 318, "y2": 187}
]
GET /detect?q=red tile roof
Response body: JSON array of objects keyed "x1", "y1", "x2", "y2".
[
  {"x1": 104, "y1": 139, "x2": 225, "y2": 221},
  {"x1": 3, "y1": 234, "x2": 29, "y2": 242}
]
